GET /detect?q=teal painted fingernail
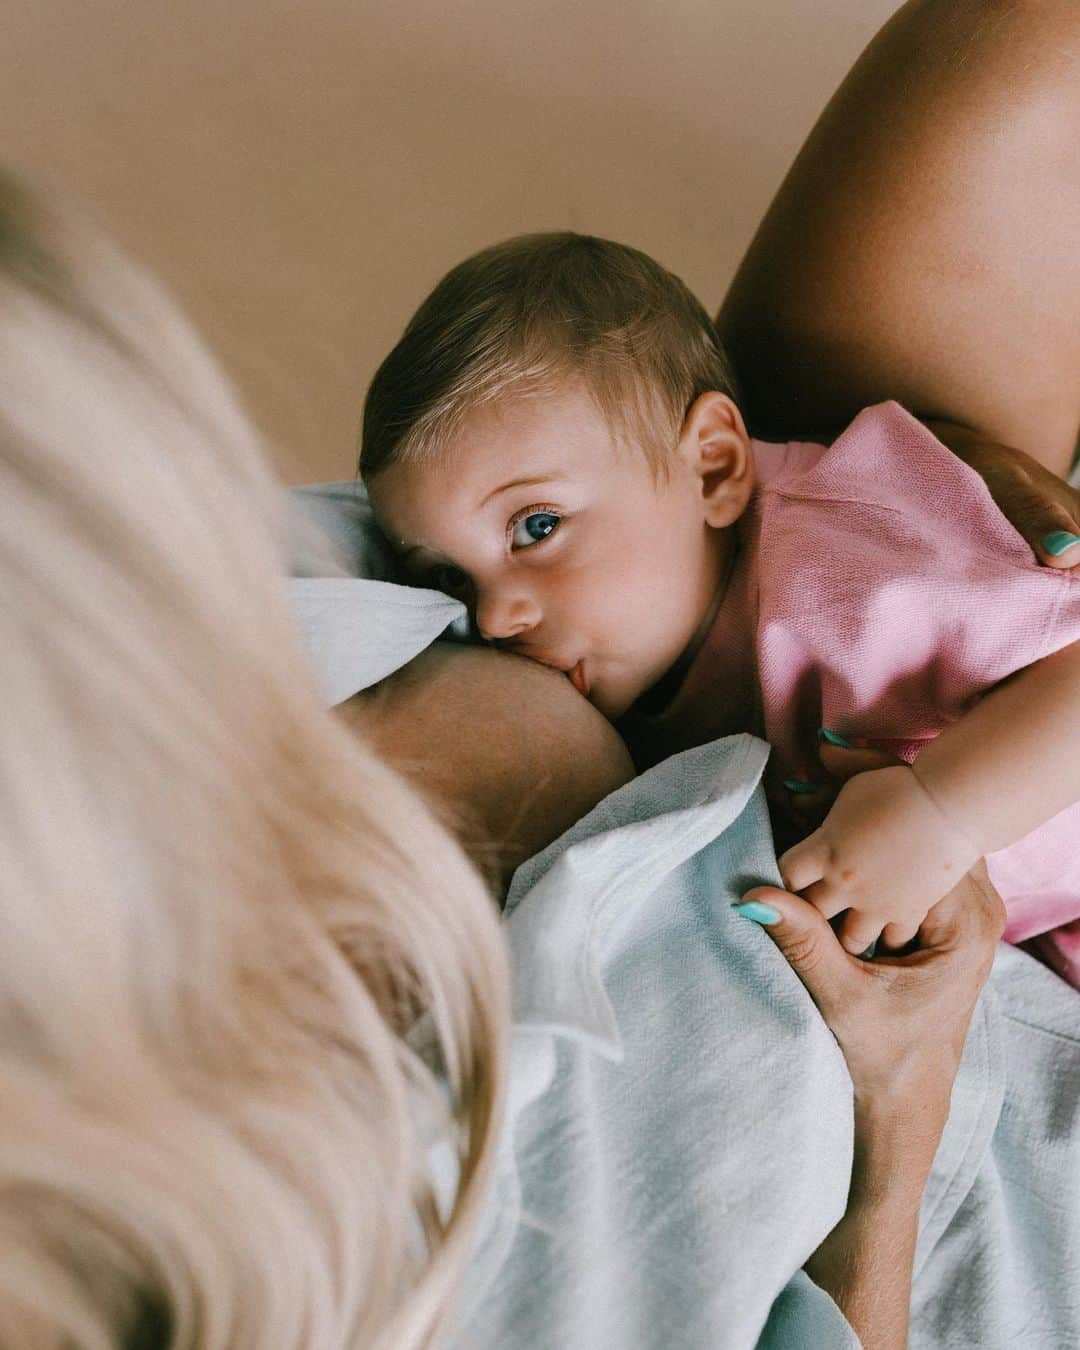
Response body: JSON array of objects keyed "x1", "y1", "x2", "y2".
[
  {"x1": 783, "y1": 778, "x2": 817, "y2": 794},
  {"x1": 734, "y1": 900, "x2": 782, "y2": 925},
  {"x1": 1043, "y1": 531, "x2": 1080, "y2": 556},
  {"x1": 819, "y1": 727, "x2": 855, "y2": 749}
]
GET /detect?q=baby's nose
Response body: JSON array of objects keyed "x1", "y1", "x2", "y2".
[{"x1": 475, "y1": 585, "x2": 540, "y2": 643}]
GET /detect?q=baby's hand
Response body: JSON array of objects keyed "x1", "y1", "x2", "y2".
[{"x1": 777, "y1": 765, "x2": 982, "y2": 955}]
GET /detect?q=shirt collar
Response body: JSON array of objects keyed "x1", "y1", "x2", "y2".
[{"x1": 503, "y1": 734, "x2": 771, "y2": 1060}]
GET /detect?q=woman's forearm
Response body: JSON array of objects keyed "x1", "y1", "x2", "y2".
[
  {"x1": 759, "y1": 862, "x2": 1003, "y2": 1348},
  {"x1": 806, "y1": 1109, "x2": 933, "y2": 1349},
  {"x1": 912, "y1": 640, "x2": 1080, "y2": 856},
  {"x1": 805, "y1": 1191, "x2": 918, "y2": 1350}
]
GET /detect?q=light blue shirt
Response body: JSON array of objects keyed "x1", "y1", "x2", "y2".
[
  {"x1": 286, "y1": 483, "x2": 1080, "y2": 1348},
  {"x1": 448, "y1": 737, "x2": 1080, "y2": 1349},
  {"x1": 450, "y1": 736, "x2": 860, "y2": 1348}
]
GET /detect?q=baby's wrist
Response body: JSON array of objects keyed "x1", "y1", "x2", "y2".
[{"x1": 905, "y1": 759, "x2": 986, "y2": 861}]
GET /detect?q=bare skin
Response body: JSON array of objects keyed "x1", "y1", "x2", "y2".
[
  {"x1": 716, "y1": 0, "x2": 1080, "y2": 478},
  {"x1": 746, "y1": 856, "x2": 1006, "y2": 1350},
  {"x1": 349, "y1": 1, "x2": 1079, "y2": 1342},
  {"x1": 339, "y1": 642, "x2": 635, "y2": 896}
]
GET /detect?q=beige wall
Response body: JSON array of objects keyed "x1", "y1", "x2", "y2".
[{"x1": 4, "y1": 0, "x2": 899, "y2": 483}]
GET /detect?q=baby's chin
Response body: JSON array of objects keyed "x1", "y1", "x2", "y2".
[
  {"x1": 596, "y1": 683, "x2": 667, "y2": 724},
  {"x1": 590, "y1": 688, "x2": 629, "y2": 721},
  {"x1": 616, "y1": 666, "x2": 687, "y2": 723},
  {"x1": 583, "y1": 657, "x2": 686, "y2": 722}
]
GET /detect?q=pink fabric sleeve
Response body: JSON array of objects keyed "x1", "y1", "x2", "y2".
[
  {"x1": 758, "y1": 402, "x2": 1080, "y2": 751},
  {"x1": 754, "y1": 403, "x2": 1080, "y2": 983}
]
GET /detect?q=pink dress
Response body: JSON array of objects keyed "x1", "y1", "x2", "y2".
[{"x1": 625, "y1": 402, "x2": 1080, "y2": 989}]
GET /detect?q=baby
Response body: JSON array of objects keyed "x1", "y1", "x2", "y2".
[{"x1": 360, "y1": 232, "x2": 1080, "y2": 983}]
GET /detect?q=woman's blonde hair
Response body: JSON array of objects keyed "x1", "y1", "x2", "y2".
[
  {"x1": 0, "y1": 171, "x2": 507, "y2": 1349},
  {"x1": 360, "y1": 231, "x2": 739, "y2": 479}
]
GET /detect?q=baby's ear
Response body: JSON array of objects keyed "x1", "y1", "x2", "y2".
[{"x1": 679, "y1": 392, "x2": 754, "y2": 527}]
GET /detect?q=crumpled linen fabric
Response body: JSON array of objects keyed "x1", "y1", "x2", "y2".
[
  {"x1": 287, "y1": 478, "x2": 466, "y2": 704},
  {"x1": 448, "y1": 736, "x2": 1080, "y2": 1349}
]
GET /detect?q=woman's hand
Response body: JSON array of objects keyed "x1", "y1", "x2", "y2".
[
  {"x1": 925, "y1": 419, "x2": 1080, "y2": 569},
  {"x1": 738, "y1": 861, "x2": 1005, "y2": 1348},
  {"x1": 743, "y1": 740, "x2": 1005, "y2": 1346},
  {"x1": 742, "y1": 861, "x2": 1005, "y2": 1180},
  {"x1": 752, "y1": 738, "x2": 1004, "y2": 1164}
]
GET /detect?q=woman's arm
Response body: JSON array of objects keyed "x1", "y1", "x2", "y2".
[
  {"x1": 803, "y1": 1156, "x2": 924, "y2": 1350},
  {"x1": 715, "y1": 0, "x2": 1080, "y2": 565},
  {"x1": 741, "y1": 860, "x2": 1006, "y2": 1348},
  {"x1": 717, "y1": 0, "x2": 1080, "y2": 479}
]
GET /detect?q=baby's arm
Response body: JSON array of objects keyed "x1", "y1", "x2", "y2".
[{"x1": 780, "y1": 640, "x2": 1080, "y2": 954}]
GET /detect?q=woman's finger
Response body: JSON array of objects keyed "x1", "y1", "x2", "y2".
[
  {"x1": 818, "y1": 740, "x2": 903, "y2": 781},
  {"x1": 1039, "y1": 522, "x2": 1080, "y2": 570},
  {"x1": 736, "y1": 886, "x2": 862, "y2": 1024},
  {"x1": 1011, "y1": 468, "x2": 1080, "y2": 569},
  {"x1": 994, "y1": 458, "x2": 1080, "y2": 570}
]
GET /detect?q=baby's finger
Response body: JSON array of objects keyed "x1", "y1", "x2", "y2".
[
  {"x1": 777, "y1": 835, "x2": 830, "y2": 894},
  {"x1": 836, "y1": 909, "x2": 884, "y2": 957},
  {"x1": 801, "y1": 878, "x2": 853, "y2": 923},
  {"x1": 879, "y1": 917, "x2": 922, "y2": 953}
]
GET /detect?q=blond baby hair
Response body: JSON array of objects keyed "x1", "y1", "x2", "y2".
[
  {"x1": 360, "y1": 231, "x2": 739, "y2": 478},
  {"x1": 0, "y1": 171, "x2": 507, "y2": 1350}
]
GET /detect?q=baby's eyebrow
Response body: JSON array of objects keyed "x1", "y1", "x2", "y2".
[{"x1": 478, "y1": 474, "x2": 556, "y2": 509}]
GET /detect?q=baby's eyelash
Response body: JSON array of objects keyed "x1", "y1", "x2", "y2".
[{"x1": 505, "y1": 503, "x2": 563, "y2": 538}]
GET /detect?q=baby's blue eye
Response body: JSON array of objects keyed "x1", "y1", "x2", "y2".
[{"x1": 511, "y1": 512, "x2": 561, "y2": 548}]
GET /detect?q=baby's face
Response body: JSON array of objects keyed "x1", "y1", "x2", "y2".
[{"x1": 367, "y1": 379, "x2": 729, "y2": 720}]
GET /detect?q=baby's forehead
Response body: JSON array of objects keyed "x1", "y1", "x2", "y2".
[
  {"x1": 371, "y1": 380, "x2": 634, "y2": 519},
  {"x1": 448, "y1": 383, "x2": 623, "y2": 461}
]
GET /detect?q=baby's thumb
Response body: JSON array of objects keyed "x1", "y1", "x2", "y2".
[{"x1": 736, "y1": 886, "x2": 856, "y2": 1017}]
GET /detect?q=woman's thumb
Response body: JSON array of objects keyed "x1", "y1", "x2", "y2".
[
  {"x1": 818, "y1": 741, "x2": 902, "y2": 780},
  {"x1": 736, "y1": 885, "x2": 854, "y2": 1013}
]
